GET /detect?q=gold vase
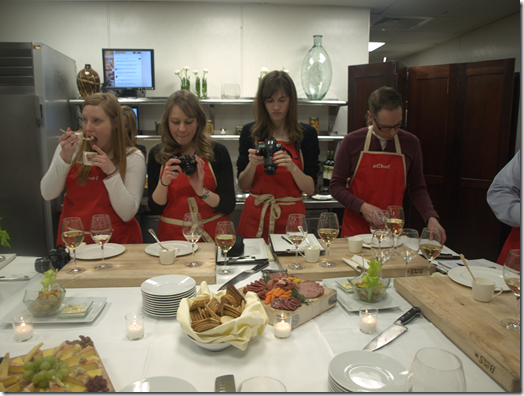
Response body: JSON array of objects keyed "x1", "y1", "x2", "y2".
[{"x1": 77, "y1": 64, "x2": 100, "y2": 99}]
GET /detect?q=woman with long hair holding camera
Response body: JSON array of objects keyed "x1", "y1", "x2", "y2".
[
  {"x1": 147, "y1": 90, "x2": 235, "y2": 241},
  {"x1": 237, "y1": 70, "x2": 319, "y2": 241},
  {"x1": 41, "y1": 93, "x2": 145, "y2": 244}
]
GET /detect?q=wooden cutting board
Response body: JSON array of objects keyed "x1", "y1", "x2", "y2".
[
  {"x1": 394, "y1": 275, "x2": 520, "y2": 392},
  {"x1": 274, "y1": 238, "x2": 434, "y2": 280},
  {"x1": 56, "y1": 243, "x2": 216, "y2": 288}
]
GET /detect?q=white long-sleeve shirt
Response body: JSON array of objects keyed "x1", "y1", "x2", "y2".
[
  {"x1": 487, "y1": 150, "x2": 521, "y2": 228},
  {"x1": 41, "y1": 144, "x2": 146, "y2": 222}
]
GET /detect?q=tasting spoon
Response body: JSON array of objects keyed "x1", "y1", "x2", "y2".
[
  {"x1": 60, "y1": 129, "x2": 95, "y2": 141},
  {"x1": 148, "y1": 229, "x2": 168, "y2": 251},
  {"x1": 460, "y1": 254, "x2": 476, "y2": 282}
]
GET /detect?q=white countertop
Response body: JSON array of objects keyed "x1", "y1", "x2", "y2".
[{"x1": 0, "y1": 256, "x2": 506, "y2": 392}]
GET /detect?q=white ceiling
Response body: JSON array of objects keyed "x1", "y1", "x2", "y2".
[{"x1": 16, "y1": 0, "x2": 521, "y2": 63}]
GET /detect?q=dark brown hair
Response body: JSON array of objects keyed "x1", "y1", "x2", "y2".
[{"x1": 368, "y1": 86, "x2": 403, "y2": 119}]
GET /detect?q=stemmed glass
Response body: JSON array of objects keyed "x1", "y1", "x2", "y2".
[
  {"x1": 386, "y1": 205, "x2": 405, "y2": 249},
  {"x1": 286, "y1": 214, "x2": 308, "y2": 270},
  {"x1": 370, "y1": 230, "x2": 394, "y2": 272},
  {"x1": 90, "y1": 214, "x2": 113, "y2": 270},
  {"x1": 182, "y1": 213, "x2": 204, "y2": 268},
  {"x1": 215, "y1": 221, "x2": 236, "y2": 276},
  {"x1": 500, "y1": 249, "x2": 520, "y2": 332},
  {"x1": 396, "y1": 228, "x2": 420, "y2": 277},
  {"x1": 317, "y1": 212, "x2": 339, "y2": 268},
  {"x1": 405, "y1": 347, "x2": 466, "y2": 392},
  {"x1": 420, "y1": 227, "x2": 443, "y2": 275},
  {"x1": 369, "y1": 209, "x2": 388, "y2": 235},
  {"x1": 61, "y1": 217, "x2": 85, "y2": 274}
]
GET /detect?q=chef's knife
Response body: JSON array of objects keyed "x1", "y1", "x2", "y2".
[
  {"x1": 218, "y1": 261, "x2": 269, "y2": 290},
  {"x1": 362, "y1": 307, "x2": 421, "y2": 351}
]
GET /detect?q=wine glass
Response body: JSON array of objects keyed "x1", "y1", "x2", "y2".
[
  {"x1": 182, "y1": 213, "x2": 203, "y2": 268},
  {"x1": 215, "y1": 221, "x2": 236, "y2": 276},
  {"x1": 317, "y1": 212, "x2": 339, "y2": 268},
  {"x1": 370, "y1": 230, "x2": 394, "y2": 271},
  {"x1": 90, "y1": 214, "x2": 113, "y2": 270},
  {"x1": 369, "y1": 209, "x2": 388, "y2": 235},
  {"x1": 286, "y1": 214, "x2": 308, "y2": 270},
  {"x1": 420, "y1": 227, "x2": 443, "y2": 275},
  {"x1": 405, "y1": 347, "x2": 466, "y2": 392},
  {"x1": 61, "y1": 217, "x2": 86, "y2": 274},
  {"x1": 386, "y1": 205, "x2": 405, "y2": 249},
  {"x1": 396, "y1": 228, "x2": 420, "y2": 277},
  {"x1": 500, "y1": 249, "x2": 520, "y2": 332}
]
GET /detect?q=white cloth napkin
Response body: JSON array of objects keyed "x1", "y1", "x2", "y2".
[{"x1": 342, "y1": 255, "x2": 370, "y2": 271}]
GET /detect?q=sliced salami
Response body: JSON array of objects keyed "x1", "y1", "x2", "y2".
[{"x1": 297, "y1": 280, "x2": 324, "y2": 299}]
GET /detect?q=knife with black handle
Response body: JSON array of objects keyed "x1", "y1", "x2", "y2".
[{"x1": 218, "y1": 261, "x2": 269, "y2": 291}]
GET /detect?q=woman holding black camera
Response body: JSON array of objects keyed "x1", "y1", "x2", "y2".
[
  {"x1": 237, "y1": 70, "x2": 319, "y2": 241},
  {"x1": 147, "y1": 90, "x2": 235, "y2": 241}
]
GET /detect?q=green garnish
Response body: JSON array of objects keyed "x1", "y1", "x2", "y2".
[
  {"x1": 41, "y1": 269, "x2": 58, "y2": 291},
  {"x1": 361, "y1": 259, "x2": 382, "y2": 288},
  {"x1": 291, "y1": 288, "x2": 310, "y2": 305}
]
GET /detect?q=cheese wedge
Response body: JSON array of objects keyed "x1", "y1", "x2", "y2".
[
  {"x1": 0, "y1": 375, "x2": 20, "y2": 386},
  {"x1": 8, "y1": 362, "x2": 24, "y2": 374}
]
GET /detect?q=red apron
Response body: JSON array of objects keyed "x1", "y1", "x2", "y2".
[
  {"x1": 57, "y1": 164, "x2": 142, "y2": 245},
  {"x1": 342, "y1": 127, "x2": 407, "y2": 237},
  {"x1": 157, "y1": 158, "x2": 228, "y2": 242},
  {"x1": 237, "y1": 140, "x2": 305, "y2": 242},
  {"x1": 496, "y1": 227, "x2": 520, "y2": 265}
]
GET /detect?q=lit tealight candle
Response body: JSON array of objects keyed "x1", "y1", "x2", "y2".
[
  {"x1": 274, "y1": 311, "x2": 292, "y2": 339},
  {"x1": 12, "y1": 314, "x2": 34, "y2": 342},
  {"x1": 359, "y1": 307, "x2": 378, "y2": 334},
  {"x1": 125, "y1": 312, "x2": 145, "y2": 340}
]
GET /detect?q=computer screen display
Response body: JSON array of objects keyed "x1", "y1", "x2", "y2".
[{"x1": 102, "y1": 49, "x2": 155, "y2": 94}]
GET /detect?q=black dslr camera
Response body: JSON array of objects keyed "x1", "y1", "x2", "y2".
[
  {"x1": 34, "y1": 245, "x2": 70, "y2": 273},
  {"x1": 169, "y1": 155, "x2": 197, "y2": 176},
  {"x1": 254, "y1": 138, "x2": 292, "y2": 175}
]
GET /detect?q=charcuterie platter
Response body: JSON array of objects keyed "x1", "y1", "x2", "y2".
[{"x1": 241, "y1": 272, "x2": 337, "y2": 329}]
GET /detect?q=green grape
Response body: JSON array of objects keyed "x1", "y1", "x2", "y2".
[
  {"x1": 32, "y1": 375, "x2": 40, "y2": 385},
  {"x1": 40, "y1": 361, "x2": 51, "y2": 371},
  {"x1": 34, "y1": 371, "x2": 46, "y2": 383},
  {"x1": 44, "y1": 355, "x2": 55, "y2": 364},
  {"x1": 38, "y1": 379, "x2": 49, "y2": 388},
  {"x1": 23, "y1": 361, "x2": 35, "y2": 371},
  {"x1": 46, "y1": 369, "x2": 56, "y2": 379},
  {"x1": 22, "y1": 369, "x2": 34, "y2": 381},
  {"x1": 59, "y1": 367, "x2": 70, "y2": 377},
  {"x1": 55, "y1": 372, "x2": 63, "y2": 381},
  {"x1": 34, "y1": 356, "x2": 44, "y2": 366},
  {"x1": 60, "y1": 362, "x2": 69, "y2": 371},
  {"x1": 51, "y1": 362, "x2": 59, "y2": 370}
]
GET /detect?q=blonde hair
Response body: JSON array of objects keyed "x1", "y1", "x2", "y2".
[
  {"x1": 155, "y1": 90, "x2": 214, "y2": 164},
  {"x1": 73, "y1": 93, "x2": 137, "y2": 184}
]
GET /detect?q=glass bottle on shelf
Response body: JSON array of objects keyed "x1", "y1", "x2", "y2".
[{"x1": 323, "y1": 152, "x2": 331, "y2": 188}]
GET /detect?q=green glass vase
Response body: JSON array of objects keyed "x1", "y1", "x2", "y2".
[{"x1": 301, "y1": 35, "x2": 332, "y2": 100}]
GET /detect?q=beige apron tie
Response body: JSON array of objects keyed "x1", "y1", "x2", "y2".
[
  {"x1": 250, "y1": 193, "x2": 302, "y2": 238},
  {"x1": 159, "y1": 198, "x2": 224, "y2": 242}
]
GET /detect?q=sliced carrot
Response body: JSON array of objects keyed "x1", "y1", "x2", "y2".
[
  {"x1": 280, "y1": 295, "x2": 290, "y2": 299},
  {"x1": 274, "y1": 289, "x2": 285, "y2": 297},
  {"x1": 284, "y1": 290, "x2": 292, "y2": 296},
  {"x1": 264, "y1": 294, "x2": 272, "y2": 304}
]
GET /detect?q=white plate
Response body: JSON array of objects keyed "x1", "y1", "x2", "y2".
[
  {"x1": 323, "y1": 278, "x2": 399, "y2": 312},
  {"x1": 145, "y1": 241, "x2": 197, "y2": 257},
  {"x1": 119, "y1": 376, "x2": 197, "y2": 392},
  {"x1": 329, "y1": 351, "x2": 408, "y2": 392},
  {"x1": 448, "y1": 266, "x2": 509, "y2": 290},
  {"x1": 311, "y1": 194, "x2": 333, "y2": 200},
  {"x1": 75, "y1": 243, "x2": 126, "y2": 260},
  {"x1": 1, "y1": 297, "x2": 106, "y2": 324},
  {"x1": 141, "y1": 275, "x2": 196, "y2": 296},
  {"x1": 354, "y1": 234, "x2": 373, "y2": 248},
  {"x1": 323, "y1": 277, "x2": 356, "y2": 293},
  {"x1": 141, "y1": 287, "x2": 196, "y2": 299}
]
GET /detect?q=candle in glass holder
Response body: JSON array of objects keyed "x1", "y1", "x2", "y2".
[
  {"x1": 359, "y1": 307, "x2": 378, "y2": 334},
  {"x1": 125, "y1": 313, "x2": 144, "y2": 340},
  {"x1": 274, "y1": 311, "x2": 292, "y2": 339},
  {"x1": 12, "y1": 314, "x2": 33, "y2": 342}
]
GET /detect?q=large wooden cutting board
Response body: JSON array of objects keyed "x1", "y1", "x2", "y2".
[
  {"x1": 274, "y1": 238, "x2": 434, "y2": 280},
  {"x1": 394, "y1": 275, "x2": 520, "y2": 392},
  {"x1": 56, "y1": 243, "x2": 216, "y2": 288}
]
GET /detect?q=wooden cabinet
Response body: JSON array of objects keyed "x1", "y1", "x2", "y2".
[{"x1": 347, "y1": 59, "x2": 518, "y2": 261}]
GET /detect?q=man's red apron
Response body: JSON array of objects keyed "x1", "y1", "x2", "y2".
[
  {"x1": 237, "y1": 141, "x2": 304, "y2": 242},
  {"x1": 497, "y1": 227, "x2": 520, "y2": 264},
  {"x1": 342, "y1": 127, "x2": 407, "y2": 237},
  {"x1": 57, "y1": 164, "x2": 142, "y2": 245},
  {"x1": 158, "y1": 158, "x2": 228, "y2": 242}
]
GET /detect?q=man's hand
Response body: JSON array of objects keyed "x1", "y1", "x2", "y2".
[
  {"x1": 360, "y1": 202, "x2": 382, "y2": 223},
  {"x1": 428, "y1": 217, "x2": 447, "y2": 244}
]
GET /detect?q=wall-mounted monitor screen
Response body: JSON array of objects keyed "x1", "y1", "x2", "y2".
[{"x1": 102, "y1": 49, "x2": 155, "y2": 97}]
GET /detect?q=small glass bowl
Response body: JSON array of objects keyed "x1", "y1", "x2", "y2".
[
  {"x1": 349, "y1": 275, "x2": 391, "y2": 303},
  {"x1": 23, "y1": 283, "x2": 66, "y2": 317}
]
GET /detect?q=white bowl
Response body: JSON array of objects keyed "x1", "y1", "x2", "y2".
[{"x1": 187, "y1": 335, "x2": 231, "y2": 352}]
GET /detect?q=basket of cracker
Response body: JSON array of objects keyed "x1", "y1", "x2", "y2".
[{"x1": 177, "y1": 282, "x2": 268, "y2": 351}]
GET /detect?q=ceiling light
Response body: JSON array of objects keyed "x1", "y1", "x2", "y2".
[{"x1": 368, "y1": 42, "x2": 385, "y2": 52}]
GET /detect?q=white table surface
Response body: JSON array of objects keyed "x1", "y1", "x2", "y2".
[{"x1": 0, "y1": 256, "x2": 507, "y2": 392}]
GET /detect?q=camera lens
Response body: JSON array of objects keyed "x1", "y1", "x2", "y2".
[
  {"x1": 182, "y1": 165, "x2": 197, "y2": 176},
  {"x1": 264, "y1": 157, "x2": 277, "y2": 175},
  {"x1": 34, "y1": 257, "x2": 51, "y2": 273}
]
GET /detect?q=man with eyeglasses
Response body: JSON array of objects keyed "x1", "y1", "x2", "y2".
[{"x1": 330, "y1": 86, "x2": 446, "y2": 242}]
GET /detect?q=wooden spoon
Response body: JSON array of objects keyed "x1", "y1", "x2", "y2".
[{"x1": 459, "y1": 254, "x2": 476, "y2": 282}]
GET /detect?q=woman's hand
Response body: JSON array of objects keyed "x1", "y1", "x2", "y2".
[
  {"x1": 59, "y1": 128, "x2": 80, "y2": 164},
  {"x1": 188, "y1": 155, "x2": 206, "y2": 194},
  {"x1": 89, "y1": 144, "x2": 117, "y2": 176},
  {"x1": 248, "y1": 148, "x2": 264, "y2": 167},
  {"x1": 273, "y1": 149, "x2": 298, "y2": 172},
  {"x1": 160, "y1": 157, "x2": 183, "y2": 186}
]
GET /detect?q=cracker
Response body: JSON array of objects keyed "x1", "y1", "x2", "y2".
[{"x1": 227, "y1": 284, "x2": 245, "y2": 304}]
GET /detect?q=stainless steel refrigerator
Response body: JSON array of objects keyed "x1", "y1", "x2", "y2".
[{"x1": 0, "y1": 42, "x2": 77, "y2": 257}]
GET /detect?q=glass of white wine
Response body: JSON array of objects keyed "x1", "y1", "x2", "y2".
[
  {"x1": 182, "y1": 213, "x2": 204, "y2": 268},
  {"x1": 500, "y1": 249, "x2": 520, "y2": 332},
  {"x1": 286, "y1": 214, "x2": 307, "y2": 270},
  {"x1": 385, "y1": 205, "x2": 405, "y2": 236},
  {"x1": 62, "y1": 217, "x2": 85, "y2": 274},
  {"x1": 90, "y1": 214, "x2": 113, "y2": 270},
  {"x1": 396, "y1": 228, "x2": 420, "y2": 277},
  {"x1": 317, "y1": 212, "x2": 339, "y2": 268},
  {"x1": 215, "y1": 221, "x2": 236, "y2": 276},
  {"x1": 420, "y1": 227, "x2": 443, "y2": 274}
]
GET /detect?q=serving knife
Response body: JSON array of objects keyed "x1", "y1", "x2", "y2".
[
  {"x1": 218, "y1": 261, "x2": 269, "y2": 291},
  {"x1": 215, "y1": 374, "x2": 236, "y2": 392},
  {"x1": 0, "y1": 275, "x2": 29, "y2": 281},
  {"x1": 362, "y1": 307, "x2": 421, "y2": 352}
]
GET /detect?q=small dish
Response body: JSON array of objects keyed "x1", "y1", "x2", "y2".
[
  {"x1": 335, "y1": 279, "x2": 354, "y2": 293},
  {"x1": 59, "y1": 300, "x2": 94, "y2": 318}
]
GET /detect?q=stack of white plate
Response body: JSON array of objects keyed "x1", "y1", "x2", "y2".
[
  {"x1": 328, "y1": 351, "x2": 408, "y2": 392},
  {"x1": 140, "y1": 275, "x2": 196, "y2": 318}
]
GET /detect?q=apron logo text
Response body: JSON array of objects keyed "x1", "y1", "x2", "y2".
[
  {"x1": 87, "y1": 176, "x2": 100, "y2": 181},
  {"x1": 372, "y1": 163, "x2": 391, "y2": 169}
]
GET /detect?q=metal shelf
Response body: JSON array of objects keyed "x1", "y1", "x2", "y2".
[{"x1": 136, "y1": 134, "x2": 344, "y2": 141}]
